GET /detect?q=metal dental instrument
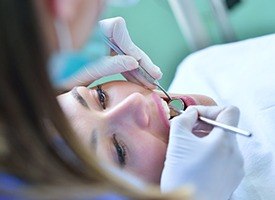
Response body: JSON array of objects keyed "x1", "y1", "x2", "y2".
[
  {"x1": 170, "y1": 104, "x2": 252, "y2": 137},
  {"x1": 103, "y1": 36, "x2": 252, "y2": 137},
  {"x1": 199, "y1": 116, "x2": 252, "y2": 137},
  {"x1": 102, "y1": 35, "x2": 172, "y2": 101}
]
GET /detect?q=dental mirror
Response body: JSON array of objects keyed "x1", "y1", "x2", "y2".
[
  {"x1": 168, "y1": 98, "x2": 186, "y2": 119},
  {"x1": 169, "y1": 98, "x2": 185, "y2": 111}
]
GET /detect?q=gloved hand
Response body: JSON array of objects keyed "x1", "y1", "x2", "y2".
[
  {"x1": 161, "y1": 106, "x2": 244, "y2": 200},
  {"x1": 64, "y1": 17, "x2": 162, "y2": 90}
]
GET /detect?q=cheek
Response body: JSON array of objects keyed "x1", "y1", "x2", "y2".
[
  {"x1": 59, "y1": 104, "x2": 90, "y2": 133},
  {"x1": 129, "y1": 133, "x2": 167, "y2": 184},
  {"x1": 59, "y1": 102, "x2": 97, "y2": 142}
]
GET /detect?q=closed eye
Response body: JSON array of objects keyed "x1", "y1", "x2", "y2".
[{"x1": 112, "y1": 134, "x2": 126, "y2": 167}]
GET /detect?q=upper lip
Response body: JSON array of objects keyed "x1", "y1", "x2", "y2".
[
  {"x1": 152, "y1": 93, "x2": 170, "y2": 130},
  {"x1": 178, "y1": 95, "x2": 197, "y2": 108},
  {"x1": 160, "y1": 95, "x2": 197, "y2": 109}
]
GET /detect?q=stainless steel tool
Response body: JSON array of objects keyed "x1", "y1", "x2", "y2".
[
  {"x1": 170, "y1": 103, "x2": 252, "y2": 137},
  {"x1": 103, "y1": 36, "x2": 252, "y2": 137}
]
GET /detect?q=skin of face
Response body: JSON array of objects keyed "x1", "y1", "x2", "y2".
[
  {"x1": 34, "y1": 0, "x2": 105, "y2": 52},
  {"x1": 57, "y1": 80, "x2": 216, "y2": 184}
]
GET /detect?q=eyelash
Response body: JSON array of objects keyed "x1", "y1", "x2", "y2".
[
  {"x1": 96, "y1": 85, "x2": 107, "y2": 109},
  {"x1": 112, "y1": 134, "x2": 127, "y2": 167}
]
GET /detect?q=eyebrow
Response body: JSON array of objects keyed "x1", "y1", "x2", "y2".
[{"x1": 71, "y1": 87, "x2": 89, "y2": 109}]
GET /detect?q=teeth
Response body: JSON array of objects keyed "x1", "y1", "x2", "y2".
[{"x1": 160, "y1": 99, "x2": 171, "y2": 120}]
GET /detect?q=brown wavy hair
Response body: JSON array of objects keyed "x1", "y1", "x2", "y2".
[{"x1": 0, "y1": 1, "x2": 190, "y2": 199}]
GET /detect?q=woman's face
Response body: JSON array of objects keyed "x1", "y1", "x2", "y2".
[{"x1": 57, "y1": 81, "x2": 216, "y2": 183}]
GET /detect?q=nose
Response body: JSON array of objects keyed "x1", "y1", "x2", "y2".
[{"x1": 105, "y1": 93, "x2": 149, "y2": 128}]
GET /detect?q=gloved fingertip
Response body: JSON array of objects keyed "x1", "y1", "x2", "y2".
[
  {"x1": 154, "y1": 66, "x2": 163, "y2": 79},
  {"x1": 185, "y1": 106, "x2": 198, "y2": 115},
  {"x1": 156, "y1": 66, "x2": 163, "y2": 73},
  {"x1": 226, "y1": 105, "x2": 240, "y2": 116},
  {"x1": 216, "y1": 105, "x2": 240, "y2": 126},
  {"x1": 122, "y1": 56, "x2": 139, "y2": 70},
  {"x1": 171, "y1": 107, "x2": 198, "y2": 130}
]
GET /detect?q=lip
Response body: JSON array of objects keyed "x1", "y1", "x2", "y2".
[
  {"x1": 159, "y1": 94, "x2": 197, "y2": 109},
  {"x1": 178, "y1": 95, "x2": 197, "y2": 108},
  {"x1": 152, "y1": 93, "x2": 170, "y2": 130}
]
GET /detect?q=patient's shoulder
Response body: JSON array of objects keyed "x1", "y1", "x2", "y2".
[
  {"x1": 201, "y1": 33, "x2": 275, "y2": 55},
  {"x1": 183, "y1": 33, "x2": 275, "y2": 66},
  {"x1": 177, "y1": 33, "x2": 275, "y2": 76}
]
